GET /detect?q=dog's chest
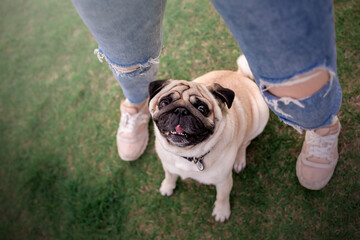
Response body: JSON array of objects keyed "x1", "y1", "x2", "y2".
[
  {"x1": 174, "y1": 158, "x2": 200, "y2": 172},
  {"x1": 161, "y1": 154, "x2": 203, "y2": 174},
  {"x1": 160, "y1": 151, "x2": 233, "y2": 184}
]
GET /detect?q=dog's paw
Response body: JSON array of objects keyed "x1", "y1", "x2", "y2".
[
  {"x1": 159, "y1": 180, "x2": 175, "y2": 196},
  {"x1": 233, "y1": 161, "x2": 246, "y2": 173},
  {"x1": 234, "y1": 143, "x2": 249, "y2": 173},
  {"x1": 212, "y1": 201, "x2": 231, "y2": 222}
]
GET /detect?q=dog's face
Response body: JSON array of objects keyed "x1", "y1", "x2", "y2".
[{"x1": 148, "y1": 80, "x2": 234, "y2": 147}]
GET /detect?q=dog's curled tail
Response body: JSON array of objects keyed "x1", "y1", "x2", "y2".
[{"x1": 237, "y1": 55, "x2": 254, "y2": 80}]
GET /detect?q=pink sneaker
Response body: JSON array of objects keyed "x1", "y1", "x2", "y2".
[
  {"x1": 296, "y1": 117, "x2": 341, "y2": 190},
  {"x1": 116, "y1": 100, "x2": 150, "y2": 161}
]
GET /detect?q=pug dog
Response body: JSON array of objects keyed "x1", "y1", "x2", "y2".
[{"x1": 148, "y1": 55, "x2": 269, "y2": 222}]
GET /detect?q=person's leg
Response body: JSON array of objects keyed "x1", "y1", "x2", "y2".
[
  {"x1": 212, "y1": 0, "x2": 342, "y2": 189},
  {"x1": 72, "y1": 0, "x2": 167, "y2": 160},
  {"x1": 264, "y1": 69, "x2": 341, "y2": 191}
]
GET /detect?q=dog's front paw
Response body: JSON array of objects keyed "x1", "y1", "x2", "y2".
[
  {"x1": 212, "y1": 201, "x2": 231, "y2": 222},
  {"x1": 233, "y1": 161, "x2": 246, "y2": 173},
  {"x1": 159, "y1": 179, "x2": 175, "y2": 196},
  {"x1": 234, "y1": 142, "x2": 249, "y2": 173}
]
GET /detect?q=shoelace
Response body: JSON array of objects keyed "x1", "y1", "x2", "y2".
[
  {"x1": 119, "y1": 111, "x2": 149, "y2": 133},
  {"x1": 305, "y1": 130, "x2": 339, "y2": 161}
]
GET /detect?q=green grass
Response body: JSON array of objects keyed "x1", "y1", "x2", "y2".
[{"x1": 0, "y1": 0, "x2": 359, "y2": 239}]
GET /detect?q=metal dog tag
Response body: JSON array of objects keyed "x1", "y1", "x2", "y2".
[
  {"x1": 196, "y1": 160, "x2": 204, "y2": 171},
  {"x1": 183, "y1": 153, "x2": 209, "y2": 171}
]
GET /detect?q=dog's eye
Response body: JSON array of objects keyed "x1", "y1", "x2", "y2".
[
  {"x1": 197, "y1": 105, "x2": 209, "y2": 116},
  {"x1": 159, "y1": 98, "x2": 170, "y2": 109}
]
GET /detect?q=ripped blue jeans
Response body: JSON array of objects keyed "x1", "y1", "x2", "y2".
[{"x1": 72, "y1": 0, "x2": 342, "y2": 131}]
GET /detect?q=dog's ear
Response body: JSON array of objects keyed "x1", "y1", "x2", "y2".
[
  {"x1": 208, "y1": 83, "x2": 235, "y2": 109},
  {"x1": 149, "y1": 80, "x2": 170, "y2": 101}
]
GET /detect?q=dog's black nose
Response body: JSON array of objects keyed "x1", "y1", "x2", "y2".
[{"x1": 174, "y1": 107, "x2": 189, "y2": 116}]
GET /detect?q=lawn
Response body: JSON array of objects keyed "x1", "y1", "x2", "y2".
[{"x1": 0, "y1": 0, "x2": 359, "y2": 239}]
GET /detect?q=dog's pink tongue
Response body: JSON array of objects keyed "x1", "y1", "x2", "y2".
[{"x1": 175, "y1": 125, "x2": 184, "y2": 134}]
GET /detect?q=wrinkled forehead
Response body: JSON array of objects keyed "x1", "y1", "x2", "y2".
[{"x1": 162, "y1": 80, "x2": 211, "y2": 101}]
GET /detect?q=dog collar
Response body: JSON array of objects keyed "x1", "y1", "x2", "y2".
[{"x1": 181, "y1": 151, "x2": 210, "y2": 171}]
